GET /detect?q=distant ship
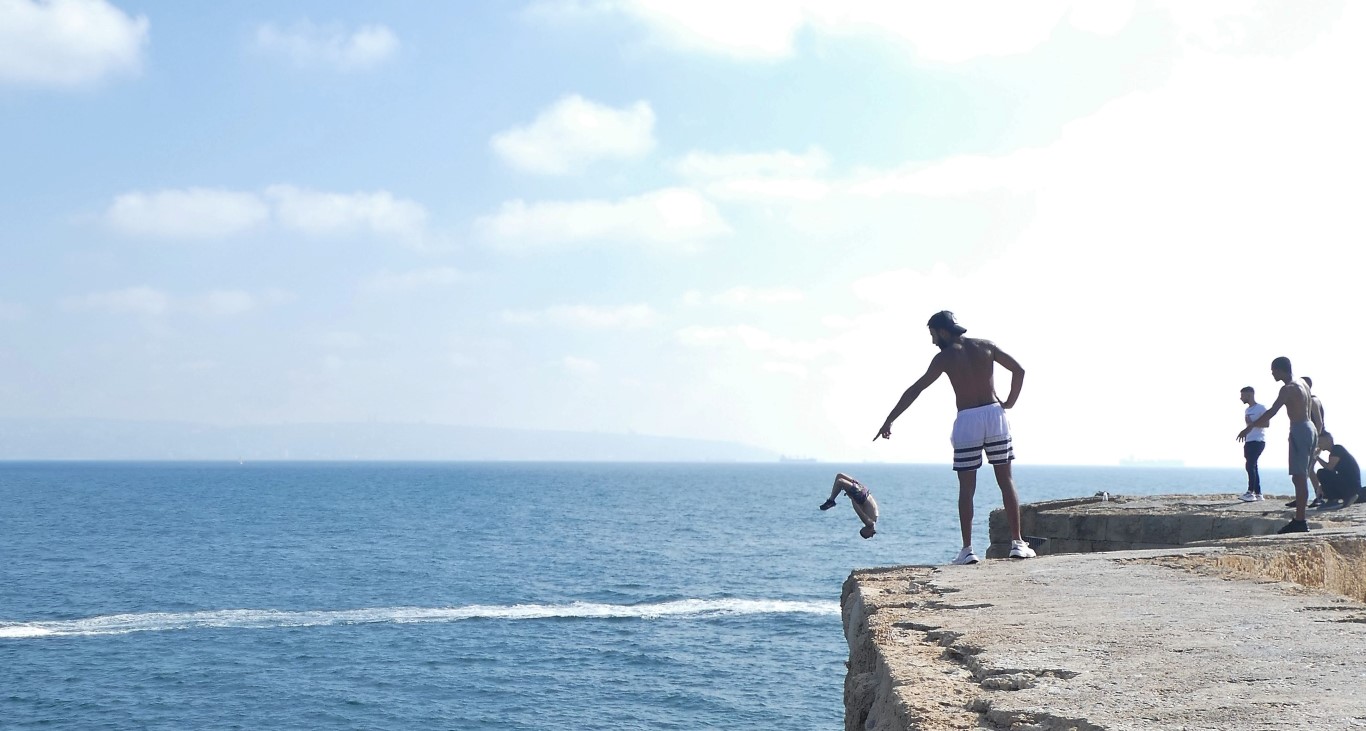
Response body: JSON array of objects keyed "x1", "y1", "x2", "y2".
[{"x1": 778, "y1": 455, "x2": 819, "y2": 463}]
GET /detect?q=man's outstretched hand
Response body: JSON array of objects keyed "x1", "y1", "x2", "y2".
[{"x1": 873, "y1": 422, "x2": 892, "y2": 441}]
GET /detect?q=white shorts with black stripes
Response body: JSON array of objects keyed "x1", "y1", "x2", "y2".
[{"x1": 951, "y1": 403, "x2": 1014, "y2": 472}]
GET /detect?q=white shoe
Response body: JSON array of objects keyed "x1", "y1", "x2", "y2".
[
  {"x1": 1009, "y1": 540, "x2": 1036, "y2": 559},
  {"x1": 1238, "y1": 492, "x2": 1257, "y2": 502},
  {"x1": 1254, "y1": 493, "x2": 1265, "y2": 501},
  {"x1": 951, "y1": 546, "x2": 980, "y2": 565}
]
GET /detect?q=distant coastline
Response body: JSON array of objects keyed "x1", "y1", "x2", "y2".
[
  {"x1": 0, "y1": 418, "x2": 779, "y2": 463},
  {"x1": 1118, "y1": 457, "x2": 1185, "y2": 468}
]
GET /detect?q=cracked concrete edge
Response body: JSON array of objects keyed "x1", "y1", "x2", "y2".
[
  {"x1": 843, "y1": 538, "x2": 1366, "y2": 730},
  {"x1": 845, "y1": 497, "x2": 1366, "y2": 730},
  {"x1": 842, "y1": 567, "x2": 1099, "y2": 731}
]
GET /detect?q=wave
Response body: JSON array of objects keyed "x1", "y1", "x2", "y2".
[{"x1": 0, "y1": 598, "x2": 839, "y2": 640}]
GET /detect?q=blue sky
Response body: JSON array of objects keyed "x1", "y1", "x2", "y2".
[{"x1": 2, "y1": 0, "x2": 1363, "y2": 466}]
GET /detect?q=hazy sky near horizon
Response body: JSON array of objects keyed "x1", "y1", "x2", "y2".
[{"x1": 3, "y1": 0, "x2": 1364, "y2": 467}]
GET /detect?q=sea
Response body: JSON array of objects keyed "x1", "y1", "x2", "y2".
[{"x1": 0, "y1": 461, "x2": 1250, "y2": 730}]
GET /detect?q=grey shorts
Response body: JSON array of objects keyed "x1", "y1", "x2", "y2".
[
  {"x1": 1288, "y1": 421, "x2": 1317, "y2": 477},
  {"x1": 845, "y1": 480, "x2": 878, "y2": 527}
]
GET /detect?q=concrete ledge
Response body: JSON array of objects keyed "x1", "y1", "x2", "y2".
[
  {"x1": 986, "y1": 493, "x2": 1352, "y2": 558},
  {"x1": 846, "y1": 496, "x2": 1366, "y2": 730}
]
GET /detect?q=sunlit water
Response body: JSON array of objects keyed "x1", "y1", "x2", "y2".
[{"x1": 0, "y1": 462, "x2": 1245, "y2": 729}]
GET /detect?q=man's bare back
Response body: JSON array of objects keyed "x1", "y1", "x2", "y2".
[
  {"x1": 875, "y1": 317, "x2": 1025, "y2": 441},
  {"x1": 935, "y1": 337, "x2": 1011, "y2": 410}
]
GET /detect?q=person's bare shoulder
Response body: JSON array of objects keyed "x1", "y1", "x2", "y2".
[{"x1": 964, "y1": 337, "x2": 997, "y2": 357}]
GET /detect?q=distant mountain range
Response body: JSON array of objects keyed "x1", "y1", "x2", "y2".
[{"x1": 0, "y1": 419, "x2": 781, "y2": 462}]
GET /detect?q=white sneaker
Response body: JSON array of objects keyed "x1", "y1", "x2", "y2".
[
  {"x1": 951, "y1": 546, "x2": 980, "y2": 565},
  {"x1": 1254, "y1": 493, "x2": 1264, "y2": 501},
  {"x1": 1238, "y1": 491, "x2": 1257, "y2": 502},
  {"x1": 1009, "y1": 540, "x2": 1037, "y2": 559}
]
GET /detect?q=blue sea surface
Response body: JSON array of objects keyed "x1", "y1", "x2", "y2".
[{"x1": 0, "y1": 462, "x2": 1248, "y2": 730}]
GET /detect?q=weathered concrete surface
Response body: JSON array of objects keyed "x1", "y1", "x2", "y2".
[
  {"x1": 987, "y1": 493, "x2": 1363, "y2": 558},
  {"x1": 847, "y1": 498, "x2": 1366, "y2": 730}
]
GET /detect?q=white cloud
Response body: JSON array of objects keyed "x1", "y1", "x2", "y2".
[
  {"x1": 847, "y1": 149, "x2": 1049, "y2": 198},
  {"x1": 63, "y1": 287, "x2": 293, "y2": 317},
  {"x1": 254, "y1": 21, "x2": 398, "y2": 71},
  {"x1": 811, "y1": 3, "x2": 1366, "y2": 466},
  {"x1": 529, "y1": 0, "x2": 1135, "y2": 63},
  {"x1": 682, "y1": 286, "x2": 806, "y2": 307},
  {"x1": 674, "y1": 147, "x2": 830, "y2": 180},
  {"x1": 0, "y1": 300, "x2": 29, "y2": 321},
  {"x1": 475, "y1": 187, "x2": 730, "y2": 252},
  {"x1": 192, "y1": 290, "x2": 257, "y2": 316},
  {"x1": 762, "y1": 361, "x2": 808, "y2": 379},
  {"x1": 676, "y1": 324, "x2": 829, "y2": 360},
  {"x1": 0, "y1": 0, "x2": 148, "y2": 86},
  {"x1": 536, "y1": 0, "x2": 1337, "y2": 68},
  {"x1": 669, "y1": 144, "x2": 1045, "y2": 210},
  {"x1": 804, "y1": 1, "x2": 1122, "y2": 63},
  {"x1": 190, "y1": 289, "x2": 293, "y2": 316},
  {"x1": 104, "y1": 185, "x2": 432, "y2": 245},
  {"x1": 265, "y1": 185, "x2": 429, "y2": 244},
  {"x1": 503, "y1": 303, "x2": 659, "y2": 330},
  {"x1": 562, "y1": 355, "x2": 601, "y2": 376},
  {"x1": 318, "y1": 331, "x2": 367, "y2": 349},
  {"x1": 674, "y1": 147, "x2": 834, "y2": 202},
  {"x1": 1160, "y1": 0, "x2": 1345, "y2": 55},
  {"x1": 63, "y1": 286, "x2": 169, "y2": 316},
  {"x1": 362, "y1": 267, "x2": 464, "y2": 294},
  {"x1": 491, "y1": 95, "x2": 656, "y2": 175},
  {"x1": 821, "y1": 315, "x2": 855, "y2": 330},
  {"x1": 105, "y1": 188, "x2": 271, "y2": 239}
]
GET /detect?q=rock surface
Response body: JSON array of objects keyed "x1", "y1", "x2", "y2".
[{"x1": 845, "y1": 496, "x2": 1366, "y2": 730}]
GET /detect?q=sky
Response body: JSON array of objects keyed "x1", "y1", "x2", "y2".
[{"x1": 1, "y1": 0, "x2": 1363, "y2": 467}]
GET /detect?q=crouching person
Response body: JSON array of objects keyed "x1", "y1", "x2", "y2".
[{"x1": 1315, "y1": 432, "x2": 1363, "y2": 508}]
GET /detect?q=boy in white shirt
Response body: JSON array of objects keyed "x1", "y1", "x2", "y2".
[{"x1": 1239, "y1": 386, "x2": 1267, "y2": 501}]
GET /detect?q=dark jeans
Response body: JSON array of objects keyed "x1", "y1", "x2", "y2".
[
  {"x1": 1244, "y1": 440, "x2": 1265, "y2": 494},
  {"x1": 1317, "y1": 468, "x2": 1361, "y2": 502}
]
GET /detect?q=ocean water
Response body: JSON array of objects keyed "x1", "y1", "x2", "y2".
[{"x1": 0, "y1": 462, "x2": 1248, "y2": 730}]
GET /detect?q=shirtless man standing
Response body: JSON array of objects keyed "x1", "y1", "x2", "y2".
[
  {"x1": 1238, "y1": 356, "x2": 1316, "y2": 534},
  {"x1": 874, "y1": 311, "x2": 1033, "y2": 564}
]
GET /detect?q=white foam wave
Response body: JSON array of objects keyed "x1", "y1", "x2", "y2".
[{"x1": 0, "y1": 598, "x2": 838, "y2": 640}]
